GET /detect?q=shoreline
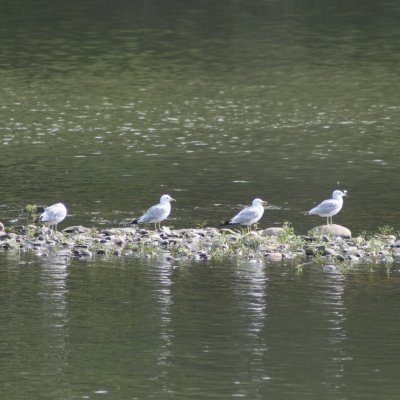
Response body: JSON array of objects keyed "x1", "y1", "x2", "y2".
[{"x1": 0, "y1": 223, "x2": 399, "y2": 265}]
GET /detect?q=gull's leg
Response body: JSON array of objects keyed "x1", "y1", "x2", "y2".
[{"x1": 45, "y1": 226, "x2": 50, "y2": 241}]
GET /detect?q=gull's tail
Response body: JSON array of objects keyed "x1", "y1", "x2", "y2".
[
  {"x1": 35, "y1": 213, "x2": 45, "y2": 223},
  {"x1": 220, "y1": 220, "x2": 233, "y2": 227}
]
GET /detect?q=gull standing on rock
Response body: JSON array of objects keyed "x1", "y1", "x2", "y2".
[
  {"x1": 37, "y1": 202, "x2": 68, "y2": 232},
  {"x1": 308, "y1": 190, "x2": 347, "y2": 225},
  {"x1": 131, "y1": 194, "x2": 175, "y2": 231},
  {"x1": 223, "y1": 198, "x2": 268, "y2": 232}
]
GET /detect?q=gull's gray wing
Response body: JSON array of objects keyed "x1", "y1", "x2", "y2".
[
  {"x1": 310, "y1": 199, "x2": 339, "y2": 215},
  {"x1": 231, "y1": 206, "x2": 262, "y2": 224},
  {"x1": 139, "y1": 204, "x2": 168, "y2": 223}
]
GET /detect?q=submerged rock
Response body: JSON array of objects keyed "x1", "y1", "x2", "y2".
[
  {"x1": 309, "y1": 224, "x2": 351, "y2": 239},
  {"x1": 266, "y1": 252, "x2": 283, "y2": 262},
  {"x1": 322, "y1": 264, "x2": 338, "y2": 273}
]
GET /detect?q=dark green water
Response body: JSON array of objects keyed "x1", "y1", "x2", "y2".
[
  {"x1": 1, "y1": 0, "x2": 400, "y2": 398},
  {"x1": 1, "y1": 252, "x2": 400, "y2": 399}
]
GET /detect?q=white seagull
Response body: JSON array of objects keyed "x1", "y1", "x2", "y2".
[
  {"x1": 131, "y1": 194, "x2": 175, "y2": 230},
  {"x1": 37, "y1": 202, "x2": 68, "y2": 232},
  {"x1": 308, "y1": 190, "x2": 347, "y2": 225},
  {"x1": 223, "y1": 198, "x2": 267, "y2": 232}
]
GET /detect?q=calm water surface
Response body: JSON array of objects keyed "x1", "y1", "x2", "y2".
[
  {"x1": 1, "y1": 0, "x2": 400, "y2": 398},
  {"x1": 1, "y1": 252, "x2": 400, "y2": 399}
]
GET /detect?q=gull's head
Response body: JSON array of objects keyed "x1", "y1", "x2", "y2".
[
  {"x1": 332, "y1": 190, "x2": 347, "y2": 199},
  {"x1": 160, "y1": 194, "x2": 176, "y2": 203},
  {"x1": 252, "y1": 198, "x2": 268, "y2": 207}
]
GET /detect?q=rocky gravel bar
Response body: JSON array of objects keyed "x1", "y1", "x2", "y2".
[{"x1": 0, "y1": 223, "x2": 399, "y2": 265}]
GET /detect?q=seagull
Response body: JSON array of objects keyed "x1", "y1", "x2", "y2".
[
  {"x1": 308, "y1": 190, "x2": 347, "y2": 225},
  {"x1": 223, "y1": 198, "x2": 267, "y2": 232},
  {"x1": 131, "y1": 194, "x2": 175, "y2": 231},
  {"x1": 36, "y1": 202, "x2": 68, "y2": 232}
]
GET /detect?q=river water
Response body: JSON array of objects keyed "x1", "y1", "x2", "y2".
[
  {"x1": 1, "y1": 0, "x2": 400, "y2": 398},
  {"x1": 1, "y1": 253, "x2": 400, "y2": 399}
]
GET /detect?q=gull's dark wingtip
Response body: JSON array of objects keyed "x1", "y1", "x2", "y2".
[{"x1": 220, "y1": 220, "x2": 232, "y2": 227}]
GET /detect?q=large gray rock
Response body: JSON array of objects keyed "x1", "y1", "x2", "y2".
[
  {"x1": 309, "y1": 224, "x2": 351, "y2": 238},
  {"x1": 101, "y1": 227, "x2": 137, "y2": 235},
  {"x1": 63, "y1": 225, "x2": 91, "y2": 234},
  {"x1": 261, "y1": 227, "x2": 285, "y2": 237}
]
